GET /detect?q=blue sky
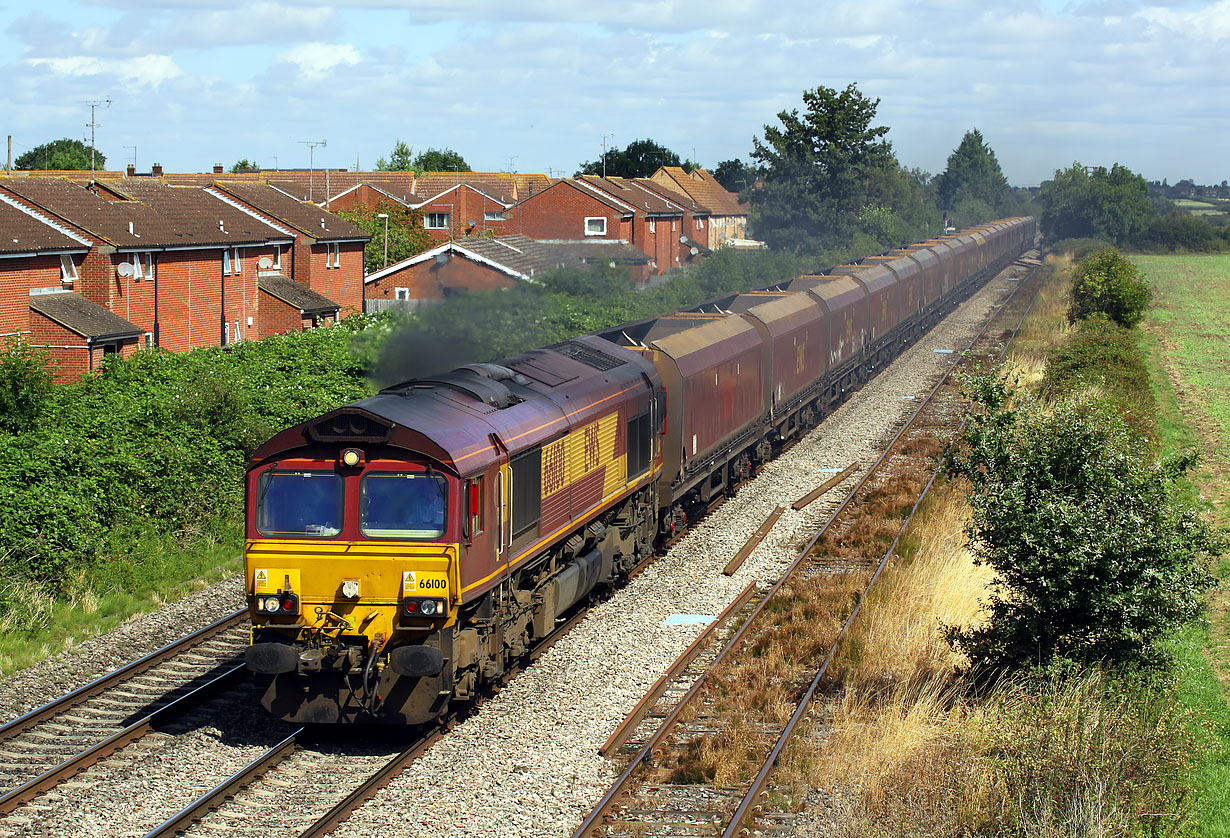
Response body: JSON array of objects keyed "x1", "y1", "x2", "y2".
[{"x1": 3, "y1": 0, "x2": 1228, "y2": 186}]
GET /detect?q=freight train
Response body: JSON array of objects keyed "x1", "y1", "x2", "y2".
[{"x1": 243, "y1": 217, "x2": 1036, "y2": 724}]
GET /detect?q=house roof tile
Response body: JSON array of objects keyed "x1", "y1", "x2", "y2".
[
  {"x1": 578, "y1": 176, "x2": 683, "y2": 215},
  {"x1": 29, "y1": 291, "x2": 142, "y2": 340},
  {"x1": 209, "y1": 182, "x2": 369, "y2": 241},
  {"x1": 0, "y1": 196, "x2": 91, "y2": 255},
  {"x1": 105, "y1": 179, "x2": 290, "y2": 246},
  {"x1": 259, "y1": 275, "x2": 340, "y2": 314},
  {"x1": 1, "y1": 177, "x2": 181, "y2": 248},
  {"x1": 652, "y1": 167, "x2": 746, "y2": 216}
]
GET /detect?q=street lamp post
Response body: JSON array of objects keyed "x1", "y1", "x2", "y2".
[{"x1": 377, "y1": 213, "x2": 389, "y2": 269}]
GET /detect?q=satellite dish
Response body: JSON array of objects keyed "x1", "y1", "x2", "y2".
[
  {"x1": 258, "y1": 256, "x2": 274, "y2": 269},
  {"x1": 117, "y1": 262, "x2": 135, "y2": 278}
]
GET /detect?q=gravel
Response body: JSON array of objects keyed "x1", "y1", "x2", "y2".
[{"x1": 0, "y1": 576, "x2": 246, "y2": 726}]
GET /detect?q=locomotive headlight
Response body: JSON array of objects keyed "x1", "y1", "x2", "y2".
[
  {"x1": 263, "y1": 597, "x2": 280, "y2": 613},
  {"x1": 420, "y1": 599, "x2": 437, "y2": 616},
  {"x1": 340, "y1": 447, "x2": 364, "y2": 468}
]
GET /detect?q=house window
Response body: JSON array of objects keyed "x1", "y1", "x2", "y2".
[
  {"x1": 395, "y1": 287, "x2": 411, "y2": 301},
  {"x1": 327, "y1": 242, "x2": 341, "y2": 268},
  {"x1": 59, "y1": 255, "x2": 78, "y2": 283},
  {"x1": 697, "y1": 218, "x2": 705, "y2": 229},
  {"x1": 425, "y1": 213, "x2": 449, "y2": 230},
  {"x1": 223, "y1": 247, "x2": 240, "y2": 275},
  {"x1": 233, "y1": 320, "x2": 242, "y2": 342},
  {"x1": 144, "y1": 332, "x2": 153, "y2": 349},
  {"x1": 224, "y1": 321, "x2": 231, "y2": 345},
  {"x1": 484, "y1": 211, "x2": 505, "y2": 222},
  {"x1": 585, "y1": 217, "x2": 607, "y2": 236},
  {"x1": 272, "y1": 245, "x2": 282, "y2": 270},
  {"x1": 649, "y1": 219, "x2": 656, "y2": 233},
  {"x1": 133, "y1": 251, "x2": 154, "y2": 280}
]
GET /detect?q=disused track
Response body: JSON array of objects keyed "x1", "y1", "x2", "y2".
[
  {"x1": 571, "y1": 255, "x2": 1041, "y2": 838},
  {"x1": 0, "y1": 610, "x2": 248, "y2": 818}
]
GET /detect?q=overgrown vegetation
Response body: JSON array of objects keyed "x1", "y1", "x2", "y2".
[
  {"x1": 1067, "y1": 247, "x2": 1152, "y2": 328},
  {"x1": 784, "y1": 261, "x2": 1226, "y2": 836}
]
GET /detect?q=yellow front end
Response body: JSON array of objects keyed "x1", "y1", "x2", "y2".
[{"x1": 244, "y1": 539, "x2": 461, "y2": 724}]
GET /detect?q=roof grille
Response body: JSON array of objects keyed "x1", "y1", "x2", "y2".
[{"x1": 553, "y1": 340, "x2": 626, "y2": 371}]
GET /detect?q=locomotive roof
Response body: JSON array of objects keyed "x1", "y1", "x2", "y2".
[{"x1": 250, "y1": 335, "x2": 659, "y2": 475}]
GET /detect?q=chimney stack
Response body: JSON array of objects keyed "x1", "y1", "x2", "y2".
[
  {"x1": 126, "y1": 164, "x2": 136, "y2": 177},
  {"x1": 213, "y1": 164, "x2": 224, "y2": 174},
  {"x1": 152, "y1": 163, "x2": 163, "y2": 176}
]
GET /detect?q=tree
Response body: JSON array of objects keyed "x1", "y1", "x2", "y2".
[
  {"x1": 1038, "y1": 163, "x2": 1156, "y2": 245},
  {"x1": 375, "y1": 140, "x2": 416, "y2": 172},
  {"x1": 1068, "y1": 248, "x2": 1152, "y2": 328},
  {"x1": 15, "y1": 138, "x2": 103, "y2": 171},
  {"x1": 576, "y1": 139, "x2": 683, "y2": 179},
  {"x1": 413, "y1": 148, "x2": 471, "y2": 172},
  {"x1": 230, "y1": 159, "x2": 258, "y2": 173},
  {"x1": 335, "y1": 200, "x2": 435, "y2": 274},
  {"x1": 712, "y1": 159, "x2": 757, "y2": 193},
  {"x1": 748, "y1": 84, "x2": 896, "y2": 254},
  {"x1": 946, "y1": 372, "x2": 1220, "y2": 672},
  {"x1": 935, "y1": 129, "x2": 1011, "y2": 218}
]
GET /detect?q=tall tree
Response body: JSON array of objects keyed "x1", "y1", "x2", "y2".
[
  {"x1": 712, "y1": 159, "x2": 758, "y2": 193},
  {"x1": 936, "y1": 129, "x2": 1012, "y2": 220},
  {"x1": 1038, "y1": 163, "x2": 1156, "y2": 244},
  {"x1": 335, "y1": 200, "x2": 435, "y2": 274},
  {"x1": 230, "y1": 159, "x2": 258, "y2": 173},
  {"x1": 413, "y1": 147, "x2": 471, "y2": 172},
  {"x1": 576, "y1": 139, "x2": 683, "y2": 179},
  {"x1": 749, "y1": 83, "x2": 895, "y2": 253},
  {"x1": 15, "y1": 138, "x2": 103, "y2": 171},
  {"x1": 375, "y1": 140, "x2": 415, "y2": 172}
]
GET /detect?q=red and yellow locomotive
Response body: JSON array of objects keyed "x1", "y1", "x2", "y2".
[{"x1": 244, "y1": 217, "x2": 1036, "y2": 724}]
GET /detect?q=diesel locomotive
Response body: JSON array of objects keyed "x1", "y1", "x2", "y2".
[{"x1": 243, "y1": 217, "x2": 1036, "y2": 724}]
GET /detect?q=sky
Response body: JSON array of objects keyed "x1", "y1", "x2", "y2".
[{"x1": 2, "y1": 0, "x2": 1228, "y2": 187}]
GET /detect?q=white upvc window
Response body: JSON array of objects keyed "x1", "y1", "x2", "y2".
[
  {"x1": 272, "y1": 245, "x2": 282, "y2": 270},
  {"x1": 327, "y1": 242, "x2": 341, "y2": 268},
  {"x1": 223, "y1": 247, "x2": 240, "y2": 275},
  {"x1": 132, "y1": 251, "x2": 154, "y2": 280},
  {"x1": 484, "y1": 211, "x2": 505, "y2": 222},
  {"x1": 671, "y1": 220, "x2": 677, "y2": 232},
  {"x1": 395, "y1": 287, "x2": 411, "y2": 301},
  {"x1": 648, "y1": 219, "x2": 656, "y2": 233},
  {"x1": 584, "y1": 217, "x2": 607, "y2": 237},
  {"x1": 697, "y1": 218, "x2": 705, "y2": 229},
  {"x1": 59, "y1": 255, "x2": 78, "y2": 283},
  {"x1": 425, "y1": 212, "x2": 449, "y2": 230}
]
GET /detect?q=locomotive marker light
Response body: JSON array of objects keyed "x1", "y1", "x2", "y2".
[
  {"x1": 341, "y1": 578, "x2": 360, "y2": 599},
  {"x1": 340, "y1": 447, "x2": 364, "y2": 467}
]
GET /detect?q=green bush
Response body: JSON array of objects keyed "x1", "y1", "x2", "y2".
[
  {"x1": 1068, "y1": 247, "x2": 1152, "y2": 328},
  {"x1": 1041, "y1": 315, "x2": 1157, "y2": 440},
  {"x1": 0, "y1": 339, "x2": 55, "y2": 433},
  {"x1": 947, "y1": 371, "x2": 1222, "y2": 673}
]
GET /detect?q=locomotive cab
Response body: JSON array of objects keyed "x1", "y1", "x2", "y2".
[{"x1": 244, "y1": 448, "x2": 462, "y2": 725}]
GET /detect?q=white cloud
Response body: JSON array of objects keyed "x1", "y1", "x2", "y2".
[
  {"x1": 1137, "y1": 0, "x2": 1230, "y2": 41},
  {"x1": 276, "y1": 42, "x2": 361, "y2": 80},
  {"x1": 26, "y1": 54, "x2": 182, "y2": 86},
  {"x1": 161, "y1": 2, "x2": 337, "y2": 47}
]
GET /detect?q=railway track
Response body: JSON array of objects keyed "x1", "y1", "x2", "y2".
[
  {"x1": 141, "y1": 573, "x2": 617, "y2": 838},
  {"x1": 0, "y1": 610, "x2": 249, "y2": 820},
  {"x1": 571, "y1": 256, "x2": 1041, "y2": 838}
]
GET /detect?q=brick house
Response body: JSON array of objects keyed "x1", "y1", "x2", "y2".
[
  {"x1": 364, "y1": 233, "x2": 649, "y2": 309},
  {"x1": 502, "y1": 179, "x2": 634, "y2": 246},
  {"x1": 206, "y1": 182, "x2": 369, "y2": 315},
  {"x1": 575, "y1": 176, "x2": 686, "y2": 273},
  {"x1": 0, "y1": 194, "x2": 142, "y2": 379},
  {"x1": 0, "y1": 177, "x2": 337, "y2": 372},
  {"x1": 649, "y1": 167, "x2": 752, "y2": 249}
]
